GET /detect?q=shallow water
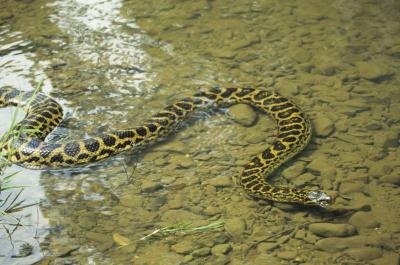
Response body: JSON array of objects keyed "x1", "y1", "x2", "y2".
[{"x1": 0, "y1": 0, "x2": 399, "y2": 264}]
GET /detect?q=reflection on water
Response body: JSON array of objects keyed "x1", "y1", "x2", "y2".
[{"x1": 0, "y1": 0, "x2": 400, "y2": 264}]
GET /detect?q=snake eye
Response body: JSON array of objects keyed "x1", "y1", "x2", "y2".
[{"x1": 306, "y1": 191, "x2": 331, "y2": 207}]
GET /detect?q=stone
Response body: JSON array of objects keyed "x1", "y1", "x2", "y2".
[
  {"x1": 356, "y1": 60, "x2": 393, "y2": 81},
  {"x1": 314, "y1": 235, "x2": 385, "y2": 252},
  {"x1": 313, "y1": 116, "x2": 335, "y2": 137},
  {"x1": 380, "y1": 173, "x2": 400, "y2": 185},
  {"x1": 211, "y1": 244, "x2": 232, "y2": 255},
  {"x1": 203, "y1": 206, "x2": 222, "y2": 216},
  {"x1": 228, "y1": 104, "x2": 258, "y2": 127},
  {"x1": 141, "y1": 179, "x2": 163, "y2": 193},
  {"x1": 224, "y1": 217, "x2": 246, "y2": 241},
  {"x1": 308, "y1": 223, "x2": 357, "y2": 237},
  {"x1": 192, "y1": 247, "x2": 211, "y2": 257},
  {"x1": 372, "y1": 252, "x2": 400, "y2": 265},
  {"x1": 339, "y1": 181, "x2": 365, "y2": 194},
  {"x1": 348, "y1": 211, "x2": 380, "y2": 229},
  {"x1": 85, "y1": 231, "x2": 110, "y2": 242},
  {"x1": 346, "y1": 247, "x2": 383, "y2": 261},
  {"x1": 277, "y1": 250, "x2": 297, "y2": 260},
  {"x1": 292, "y1": 173, "x2": 316, "y2": 187},
  {"x1": 256, "y1": 242, "x2": 279, "y2": 253},
  {"x1": 207, "y1": 176, "x2": 233, "y2": 187},
  {"x1": 169, "y1": 154, "x2": 194, "y2": 168},
  {"x1": 281, "y1": 161, "x2": 306, "y2": 179},
  {"x1": 373, "y1": 131, "x2": 399, "y2": 148},
  {"x1": 306, "y1": 156, "x2": 335, "y2": 176},
  {"x1": 171, "y1": 240, "x2": 197, "y2": 254}
]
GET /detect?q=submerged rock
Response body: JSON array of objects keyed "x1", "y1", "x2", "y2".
[
  {"x1": 313, "y1": 116, "x2": 335, "y2": 137},
  {"x1": 228, "y1": 104, "x2": 258, "y2": 127},
  {"x1": 224, "y1": 217, "x2": 246, "y2": 241},
  {"x1": 356, "y1": 60, "x2": 393, "y2": 82},
  {"x1": 346, "y1": 247, "x2": 383, "y2": 261},
  {"x1": 308, "y1": 223, "x2": 357, "y2": 237},
  {"x1": 348, "y1": 211, "x2": 380, "y2": 229}
]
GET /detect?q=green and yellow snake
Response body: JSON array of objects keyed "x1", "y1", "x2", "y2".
[{"x1": 0, "y1": 87, "x2": 331, "y2": 207}]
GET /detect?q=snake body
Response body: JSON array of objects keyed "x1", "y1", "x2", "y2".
[{"x1": 0, "y1": 87, "x2": 330, "y2": 207}]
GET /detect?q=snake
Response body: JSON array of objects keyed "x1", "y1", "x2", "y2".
[{"x1": 0, "y1": 87, "x2": 331, "y2": 207}]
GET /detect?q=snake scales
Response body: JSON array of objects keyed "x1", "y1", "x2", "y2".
[{"x1": 0, "y1": 87, "x2": 330, "y2": 207}]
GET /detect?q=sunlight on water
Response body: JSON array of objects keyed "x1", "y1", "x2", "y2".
[{"x1": 48, "y1": 0, "x2": 153, "y2": 93}]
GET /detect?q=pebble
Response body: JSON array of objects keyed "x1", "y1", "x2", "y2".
[
  {"x1": 203, "y1": 206, "x2": 222, "y2": 216},
  {"x1": 306, "y1": 156, "x2": 335, "y2": 176},
  {"x1": 224, "y1": 217, "x2": 246, "y2": 241},
  {"x1": 169, "y1": 154, "x2": 194, "y2": 168},
  {"x1": 276, "y1": 250, "x2": 297, "y2": 260},
  {"x1": 256, "y1": 242, "x2": 279, "y2": 253},
  {"x1": 292, "y1": 172, "x2": 316, "y2": 187},
  {"x1": 346, "y1": 247, "x2": 383, "y2": 261},
  {"x1": 372, "y1": 252, "x2": 400, "y2": 265},
  {"x1": 373, "y1": 130, "x2": 399, "y2": 148},
  {"x1": 281, "y1": 161, "x2": 306, "y2": 179},
  {"x1": 207, "y1": 176, "x2": 233, "y2": 187},
  {"x1": 339, "y1": 181, "x2": 365, "y2": 194},
  {"x1": 192, "y1": 247, "x2": 211, "y2": 257},
  {"x1": 141, "y1": 179, "x2": 163, "y2": 193},
  {"x1": 171, "y1": 239, "x2": 197, "y2": 254},
  {"x1": 228, "y1": 104, "x2": 258, "y2": 127},
  {"x1": 211, "y1": 244, "x2": 232, "y2": 255},
  {"x1": 379, "y1": 173, "x2": 400, "y2": 185},
  {"x1": 313, "y1": 116, "x2": 335, "y2": 137},
  {"x1": 314, "y1": 235, "x2": 385, "y2": 252},
  {"x1": 348, "y1": 211, "x2": 380, "y2": 229},
  {"x1": 356, "y1": 60, "x2": 393, "y2": 81},
  {"x1": 308, "y1": 223, "x2": 356, "y2": 237}
]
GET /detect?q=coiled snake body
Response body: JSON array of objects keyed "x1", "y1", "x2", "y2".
[{"x1": 0, "y1": 87, "x2": 330, "y2": 207}]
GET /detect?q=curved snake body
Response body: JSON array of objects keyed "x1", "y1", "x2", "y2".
[{"x1": 0, "y1": 87, "x2": 330, "y2": 206}]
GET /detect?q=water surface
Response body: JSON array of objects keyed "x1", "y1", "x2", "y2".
[{"x1": 0, "y1": 0, "x2": 399, "y2": 264}]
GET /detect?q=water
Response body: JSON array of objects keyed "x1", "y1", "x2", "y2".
[{"x1": 0, "y1": 0, "x2": 399, "y2": 264}]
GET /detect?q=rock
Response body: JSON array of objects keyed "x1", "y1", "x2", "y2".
[
  {"x1": 203, "y1": 206, "x2": 222, "y2": 216},
  {"x1": 308, "y1": 223, "x2": 357, "y2": 237},
  {"x1": 211, "y1": 244, "x2": 232, "y2": 255},
  {"x1": 209, "y1": 48, "x2": 236, "y2": 59},
  {"x1": 171, "y1": 240, "x2": 197, "y2": 254},
  {"x1": 85, "y1": 231, "x2": 110, "y2": 242},
  {"x1": 207, "y1": 176, "x2": 233, "y2": 187},
  {"x1": 141, "y1": 179, "x2": 163, "y2": 193},
  {"x1": 228, "y1": 104, "x2": 258, "y2": 127},
  {"x1": 373, "y1": 131, "x2": 399, "y2": 148},
  {"x1": 379, "y1": 173, "x2": 400, "y2": 185},
  {"x1": 314, "y1": 235, "x2": 385, "y2": 252},
  {"x1": 306, "y1": 156, "x2": 335, "y2": 176},
  {"x1": 281, "y1": 161, "x2": 306, "y2": 179},
  {"x1": 346, "y1": 247, "x2": 383, "y2": 261},
  {"x1": 313, "y1": 116, "x2": 335, "y2": 137},
  {"x1": 292, "y1": 173, "x2": 316, "y2": 187},
  {"x1": 192, "y1": 247, "x2": 211, "y2": 257},
  {"x1": 224, "y1": 217, "x2": 246, "y2": 241},
  {"x1": 348, "y1": 211, "x2": 380, "y2": 229},
  {"x1": 169, "y1": 154, "x2": 194, "y2": 168},
  {"x1": 339, "y1": 181, "x2": 365, "y2": 194},
  {"x1": 356, "y1": 60, "x2": 393, "y2": 81},
  {"x1": 256, "y1": 242, "x2": 279, "y2": 253},
  {"x1": 275, "y1": 79, "x2": 299, "y2": 95},
  {"x1": 372, "y1": 252, "x2": 400, "y2": 265},
  {"x1": 277, "y1": 250, "x2": 297, "y2": 260}
]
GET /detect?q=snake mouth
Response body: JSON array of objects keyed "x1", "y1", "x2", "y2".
[{"x1": 307, "y1": 191, "x2": 332, "y2": 207}]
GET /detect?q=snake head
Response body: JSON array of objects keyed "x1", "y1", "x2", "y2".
[{"x1": 306, "y1": 191, "x2": 331, "y2": 207}]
